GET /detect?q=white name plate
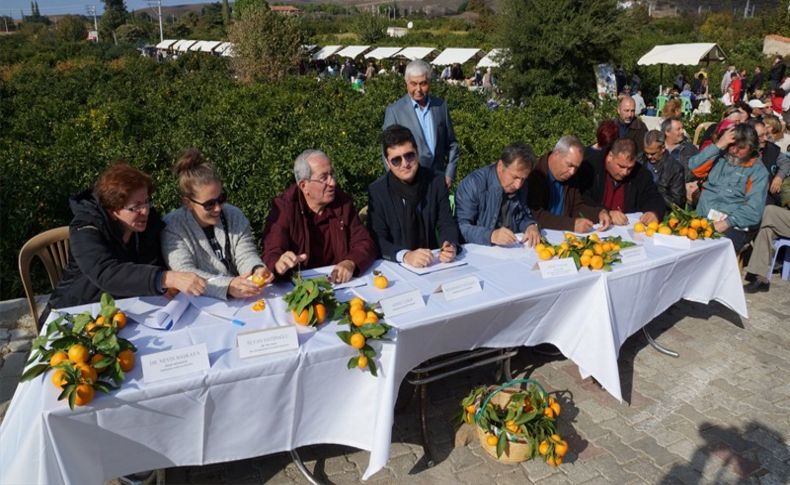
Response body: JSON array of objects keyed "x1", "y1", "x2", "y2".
[
  {"x1": 619, "y1": 246, "x2": 647, "y2": 263},
  {"x1": 141, "y1": 343, "x2": 210, "y2": 384},
  {"x1": 441, "y1": 275, "x2": 482, "y2": 301},
  {"x1": 380, "y1": 289, "x2": 425, "y2": 317},
  {"x1": 538, "y1": 258, "x2": 578, "y2": 278},
  {"x1": 653, "y1": 233, "x2": 691, "y2": 250},
  {"x1": 237, "y1": 326, "x2": 298, "y2": 359}
]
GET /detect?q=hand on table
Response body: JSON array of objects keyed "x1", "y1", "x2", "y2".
[
  {"x1": 574, "y1": 218, "x2": 594, "y2": 233},
  {"x1": 404, "y1": 248, "x2": 434, "y2": 268},
  {"x1": 491, "y1": 227, "x2": 517, "y2": 246},
  {"x1": 330, "y1": 260, "x2": 355, "y2": 284},
  {"x1": 520, "y1": 224, "x2": 540, "y2": 248},
  {"x1": 597, "y1": 209, "x2": 613, "y2": 230},
  {"x1": 275, "y1": 251, "x2": 307, "y2": 275},
  {"x1": 609, "y1": 210, "x2": 629, "y2": 226},
  {"x1": 639, "y1": 212, "x2": 659, "y2": 225},
  {"x1": 253, "y1": 265, "x2": 275, "y2": 285},
  {"x1": 228, "y1": 273, "x2": 262, "y2": 299},
  {"x1": 439, "y1": 241, "x2": 456, "y2": 263},
  {"x1": 162, "y1": 271, "x2": 206, "y2": 296}
]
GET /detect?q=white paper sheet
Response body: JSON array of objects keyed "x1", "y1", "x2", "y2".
[
  {"x1": 299, "y1": 266, "x2": 368, "y2": 290},
  {"x1": 124, "y1": 293, "x2": 190, "y2": 330},
  {"x1": 399, "y1": 249, "x2": 468, "y2": 275}
]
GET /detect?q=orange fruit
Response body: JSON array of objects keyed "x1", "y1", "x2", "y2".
[
  {"x1": 564, "y1": 232, "x2": 576, "y2": 240},
  {"x1": 364, "y1": 311, "x2": 378, "y2": 324},
  {"x1": 51, "y1": 369, "x2": 69, "y2": 389},
  {"x1": 699, "y1": 219, "x2": 709, "y2": 229},
  {"x1": 95, "y1": 315, "x2": 106, "y2": 326},
  {"x1": 50, "y1": 351, "x2": 69, "y2": 368},
  {"x1": 547, "y1": 455, "x2": 563, "y2": 466},
  {"x1": 593, "y1": 243, "x2": 604, "y2": 255},
  {"x1": 543, "y1": 407, "x2": 556, "y2": 419},
  {"x1": 350, "y1": 333, "x2": 366, "y2": 350},
  {"x1": 658, "y1": 226, "x2": 672, "y2": 235},
  {"x1": 85, "y1": 322, "x2": 100, "y2": 337},
  {"x1": 373, "y1": 275, "x2": 388, "y2": 290},
  {"x1": 538, "y1": 440, "x2": 549, "y2": 456},
  {"x1": 601, "y1": 242, "x2": 612, "y2": 253},
  {"x1": 554, "y1": 440, "x2": 569, "y2": 457},
  {"x1": 112, "y1": 311, "x2": 127, "y2": 329},
  {"x1": 67, "y1": 344, "x2": 89, "y2": 363},
  {"x1": 117, "y1": 350, "x2": 135, "y2": 372},
  {"x1": 465, "y1": 404, "x2": 476, "y2": 414},
  {"x1": 292, "y1": 309, "x2": 310, "y2": 326},
  {"x1": 704, "y1": 228, "x2": 713, "y2": 238},
  {"x1": 91, "y1": 354, "x2": 107, "y2": 373},
  {"x1": 250, "y1": 274, "x2": 267, "y2": 288},
  {"x1": 75, "y1": 362, "x2": 97, "y2": 384},
  {"x1": 550, "y1": 433, "x2": 562, "y2": 442},
  {"x1": 589, "y1": 233, "x2": 600, "y2": 242},
  {"x1": 687, "y1": 228, "x2": 698, "y2": 240},
  {"x1": 349, "y1": 297, "x2": 365, "y2": 311},
  {"x1": 351, "y1": 309, "x2": 366, "y2": 327},
  {"x1": 633, "y1": 222, "x2": 645, "y2": 233},
  {"x1": 668, "y1": 217, "x2": 679, "y2": 228},
  {"x1": 579, "y1": 254, "x2": 592, "y2": 267},
  {"x1": 538, "y1": 249, "x2": 553, "y2": 261},
  {"x1": 645, "y1": 228, "x2": 656, "y2": 237},
  {"x1": 357, "y1": 355, "x2": 368, "y2": 369},
  {"x1": 582, "y1": 249, "x2": 594, "y2": 257},
  {"x1": 690, "y1": 219, "x2": 701, "y2": 229},
  {"x1": 678, "y1": 227, "x2": 689, "y2": 237},
  {"x1": 611, "y1": 243, "x2": 621, "y2": 251},
  {"x1": 486, "y1": 435, "x2": 498, "y2": 446},
  {"x1": 313, "y1": 303, "x2": 327, "y2": 324},
  {"x1": 590, "y1": 255, "x2": 604, "y2": 270},
  {"x1": 535, "y1": 243, "x2": 546, "y2": 252},
  {"x1": 648, "y1": 221, "x2": 659, "y2": 231},
  {"x1": 74, "y1": 383, "x2": 95, "y2": 406}
]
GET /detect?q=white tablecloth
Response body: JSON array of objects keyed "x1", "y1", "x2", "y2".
[{"x1": 0, "y1": 225, "x2": 748, "y2": 484}]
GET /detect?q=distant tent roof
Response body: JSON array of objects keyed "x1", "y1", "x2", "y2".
[
  {"x1": 396, "y1": 47, "x2": 437, "y2": 60},
  {"x1": 336, "y1": 45, "x2": 371, "y2": 59},
  {"x1": 193, "y1": 41, "x2": 222, "y2": 52},
  {"x1": 477, "y1": 48, "x2": 506, "y2": 68},
  {"x1": 637, "y1": 43, "x2": 726, "y2": 66},
  {"x1": 312, "y1": 45, "x2": 343, "y2": 60},
  {"x1": 155, "y1": 39, "x2": 177, "y2": 50},
  {"x1": 172, "y1": 39, "x2": 197, "y2": 52},
  {"x1": 365, "y1": 47, "x2": 403, "y2": 59},
  {"x1": 431, "y1": 48, "x2": 481, "y2": 66},
  {"x1": 215, "y1": 42, "x2": 233, "y2": 55}
]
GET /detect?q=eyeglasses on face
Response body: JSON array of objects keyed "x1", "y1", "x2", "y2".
[
  {"x1": 388, "y1": 151, "x2": 417, "y2": 167},
  {"x1": 123, "y1": 199, "x2": 152, "y2": 214},
  {"x1": 307, "y1": 171, "x2": 336, "y2": 185},
  {"x1": 188, "y1": 192, "x2": 227, "y2": 211}
]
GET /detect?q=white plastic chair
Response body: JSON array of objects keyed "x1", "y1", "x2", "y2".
[{"x1": 767, "y1": 238, "x2": 790, "y2": 281}]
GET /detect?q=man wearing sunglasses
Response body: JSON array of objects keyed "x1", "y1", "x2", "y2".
[
  {"x1": 383, "y1": 59, "x2": 460, "y2": 189},
  {"x1": 262, "y1": 150, "x2": 377, "y2": 283},
  {"x1": 367, "y1": 125, "x2": 460, "y2": 268}
]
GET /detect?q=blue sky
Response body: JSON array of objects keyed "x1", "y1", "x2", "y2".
[{"x1": 4, "y1": 1, "x2": 211, "y2": 18}]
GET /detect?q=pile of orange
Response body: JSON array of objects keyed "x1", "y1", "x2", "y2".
[
  {"x1": 536, "y1": 233, "x2": 634, "y2": 271},
  {"x1": 292, "y1": 302, "x2": 327, "y2": 326},
  {"x1": 538, "y1": 432, "x2": 569, "y2": 466},
  {"x1": 634, "y1": 206, "x2": 718, "y2": 240},
  {"x1": 337, "y1": 297, "x2": 392, "y2": 376}
]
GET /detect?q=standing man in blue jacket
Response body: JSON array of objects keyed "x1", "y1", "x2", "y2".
[
  {"x1": 455, "y1": 142, "x2": 541, "y2": 247},
  {"x1": 383, "y1": 59, "x2": 460, "y2": 188}
]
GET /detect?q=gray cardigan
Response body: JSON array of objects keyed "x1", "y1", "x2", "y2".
[{"x1": 162, "y1": 204, "x2": 264, "y2": 299}]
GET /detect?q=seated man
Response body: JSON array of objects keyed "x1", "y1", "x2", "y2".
[
  {"x1": 641, "y1": 130, "x2": 686, "y2": 210},
  {"x1": 689, "y1": 124, "x2": 769, "y2": 253},
  {"x1": 368, "y1": 124, "x2": 460, "y2": 267},
  {"x1": 528, "y1": 135, "x2": 610, "y2": 232},
  {"x1": 750, "y1": 118, "x2": 790, "y2": 206},
  {"x1": 261, "y1": 149, "x2": 377, "y2": 283},
  {"x1": 583, "y1": 138, "x2": 664, "y2": 225},
  {"x1": 743, "y1": 203, "x2": 790, "y2": 293},
  {"x1": 455, "y1": 142, "x2": 540, "y2": 246}
]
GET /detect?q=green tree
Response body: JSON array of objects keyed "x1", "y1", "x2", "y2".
[
  {"x1": 351, "y1": 13, "x2": 388, "y2": 43},
  {"x1": 115, "y1": 23, "x2": 147, "y2": 44},
  {"x1": 495, "y1": 0, "x2": 623, "y2": 101},
  {"x1": 228, "y1": 4, "x2": 305, "y2": 82},
  {"x1": 233, "y1": 0, "x2": 268, "y2": 19},
  {"x1": 100, "y1": 0, "x2": 128, "y2": 42},
  {"x1": 55, "y1": 15, "x2": 88, "y2": 42},
  {"x1": 222, "y1": 0, "x2": 231, "y2": 27}
]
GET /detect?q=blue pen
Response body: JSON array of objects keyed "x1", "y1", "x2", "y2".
[{"x1": 203, "y1": 311, "x2": 246, "y2": 327}]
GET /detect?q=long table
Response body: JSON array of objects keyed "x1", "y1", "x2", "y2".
[{"x1": 0, "y1": 227, "x2": 748, "y2": 484}]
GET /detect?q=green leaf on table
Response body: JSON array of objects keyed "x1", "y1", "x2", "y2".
[
  {"x1": 336, "y1": 330, "x2": 352, "y2": 345},
  {"x1": 368, "y1": 358, "x2": 378, "y2": 377},
  {"x1": 347, "y1": 356, "x2": 358, "y2": 369},
  {"x1": 19, "y1": 363, "x2": 49, "y2": 382}
]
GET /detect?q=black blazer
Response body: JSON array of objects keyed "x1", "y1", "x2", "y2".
[
  {"x1": 367, "y1": 168, "x2": 460, "y2": 261},
  {"x1": 583, "y1": 156, "x2": 667, "y2": 220}
]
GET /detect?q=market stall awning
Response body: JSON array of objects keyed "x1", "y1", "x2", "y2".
[
  {"x1": 396, "y1": 47, "x2": 437, "y2": 61},
  {"x1": 192, "y1": 40, "x2": 222, "y2": 52},
  {"x1": 365, "y1": 47, "x2": 403, "y2": 59},
  {"x1": 431, "y1": 48, "x2": 481, "y2": 66},
  {"x1": 637, "y1": 43, "x2": 726, "y2": 66},
  {"x1": 312, "y1": 45, "x2": 343, "y2": 60},
  {"x1": 336, "y1": 45, "x2": 371, "y2": 59},
  {"x1": 477, "y1": 48, "x2": 506, "y2": 68},
  {"x1": 172, "y1": 39, "x2": 197, "y2": 52},
  {"x1": 155, "y1": 39, "x2": 177, "y2": 50}
]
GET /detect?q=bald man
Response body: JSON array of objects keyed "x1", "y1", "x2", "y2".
[{"x1": 614, "y1": 95, "x2": 649, "y2": 154}]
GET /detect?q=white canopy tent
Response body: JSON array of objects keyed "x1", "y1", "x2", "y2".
[
  {"x1": 215, "y1": 42, "x2": 233, "y2": 56},
  {"x1": 476, "y1": 48, "x2": 506, "y2": 68},
  {"x1": 430, "y1": 48, "x2": 481, "y2": 66},
  {"x1": 365, "y1": 47, "x2": 403, "y2": 60},
  {"x1": 173, "y1": 40, "x2": 197, "y2": 52},
  {"x1": 336, "y1": 45, "x2": 371, "y2": 59},
  {"x1": 396, "y1": 47, "x2": 437, "y2": 61},
  {"x1": 191, "y1": 40, "x2": 222, "y2": 53},
  {"x1": 637, "y1": 43, "x2": 726, "y2": 66},
  {"x1": 312, "y1": 45, "x2": 343, "y2": 60},
  {"x1": 155, "y1": 39, "x2": 177, "y2": 50}
]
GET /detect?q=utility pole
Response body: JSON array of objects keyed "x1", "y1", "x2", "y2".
[
  {"x1": 147, "y1": 0, "x2": 163, "y2": 43},
  {"x1": 86, "y1": 5, "x2": 98, "y2": 42},
  {"x1": 744, "y1": 0, "x2": 750, "y2": 18}
]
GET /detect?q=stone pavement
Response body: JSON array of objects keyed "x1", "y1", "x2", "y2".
[{"x1": 1, "y1": 279, "x2": 788, "y2": 485}]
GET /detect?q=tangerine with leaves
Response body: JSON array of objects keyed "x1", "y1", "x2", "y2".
[
  {"x1": 67, "y1": 344, "x2": 89, "y2": 363},
  {"x1": 117, "y1": 350, "x2": 135, "y2": 372},
  {"x1": 74, "y1": 383, "x2": 95, "y2": 406},
  {"x1": 49, "y1": 351, "x2": 68, "y2": 368}
]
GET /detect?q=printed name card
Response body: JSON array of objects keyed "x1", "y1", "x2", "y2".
[
  {"x1": 380, "y1": 289, "x2": 425, "y2": 317},
  {"x1": 619, "y1": 246, "x2": 648, "y2": 263},
  {"x1": 441, "y1": 276, "x2": 482, "y2": 301},
  {"x1": 141, "y1": 343, "x2": 210, "y2": 383},
  {"x1": 237, "y1": 326, "x2": 299, "y2": 359},
  {"x1": 538, "y1": 258, "x2": 578, "y2": 278},
  {"x1": 653, "y1": 233, "x2": 691, "y2": 250}
]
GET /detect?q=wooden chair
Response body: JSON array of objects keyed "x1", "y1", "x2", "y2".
[
  {"x1": 18, "y1": 226, "x2": 70, "y2": 328},
  {"x1": 693, "y1": 121, "x2": 715, "y2": 146}
]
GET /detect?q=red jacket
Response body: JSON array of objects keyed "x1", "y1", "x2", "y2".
[{"x1": 261, "y1": 184, "x2": 376, "y2": 277}]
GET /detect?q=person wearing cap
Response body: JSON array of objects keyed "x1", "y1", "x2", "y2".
[
  {"x1": 697, "y1": 104, "x2": 751, "y2": 149},
  {"x1": 748, "y1": 98, "x2": 767, "y2": 119}
]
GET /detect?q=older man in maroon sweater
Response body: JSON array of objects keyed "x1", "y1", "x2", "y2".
[{"x1": 262, "y1": 149, "x2": 377, "y2": 283}]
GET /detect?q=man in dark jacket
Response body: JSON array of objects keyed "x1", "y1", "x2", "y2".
[
  {"x1": 262, "y1": 150, "x2": 376, "y2": 283},
  {"x1": 751, "y1": 119, "x2": 788, "y2": 206},
  {"x1": 584, "y1": 138, "x2": 665, "y2": 225},
  {"x1": 614, "y1": 95, "x2": 648, "y2": 154},
  {"x1": 527, "y1": 135, "x2": 610, "y2": 232},
  {"x1": 368, "y1": 125, "x2": 460, "y2": 267},
  {"x1": 769, "y1": 55, "x2": 786, "y2": 90},
  {"x1": 455, "y1": 142, "x2": 540, "y2": 247},
  {"x1": 641, "y1": 130, "x2": 686, "y2": 210}
]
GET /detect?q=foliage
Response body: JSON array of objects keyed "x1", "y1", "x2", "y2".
[
  {"x1": 234, "y1": 0, "x2": 269, "y2": 19},
  {"x1": 54, "y1": 16, "x2": 88, "y2": 42},
  {"x1": 283, "y1": 274, "x2": 338, "y2": 326},
  {"x1": 228, "y1": 5, "x2": 305, "y2": 82},
  {"x1": 495, "y1": 0, "x2": 623, "y2": 101},
  {"x1": 537, "y1": 233, "x2": 635, "y2": 271},
  {"x1": 115, "y1": 23, "x2": 148, "y2": 45},
  {"x1": 350, "y1": 13, "x2": 388, "y2": 44},
  {"x1": 100, "y1": 0, "x2": 128, "y2": 41},
  {"x1": 336, "y1": 297, "x2": 392, "y2": 377}
]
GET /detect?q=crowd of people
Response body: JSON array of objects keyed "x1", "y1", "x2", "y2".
[{"x1": 42, "y1": 59, "x2": 790, "y2": 324}]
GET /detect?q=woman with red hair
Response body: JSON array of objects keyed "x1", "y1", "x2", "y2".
[
  {"x1": 584, "y1": 119, "x2": 619, "y2": 169},
  {"x1": 47, "y1": 162, "x2": 206, "y2": 314}
]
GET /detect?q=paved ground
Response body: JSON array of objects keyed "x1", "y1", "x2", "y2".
[{"x1": 1, "y1": 277, "x2": 788, "y2": 485}]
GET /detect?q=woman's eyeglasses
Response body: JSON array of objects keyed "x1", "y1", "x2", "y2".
[
  {"x1": 388, "y1": 151, "x2": 417, "y2": 167},
  {"x1": 123, "y1": 199, "x2": 152, "y2": 214},
  {"x1": 188, "y1": 192, "x2": 227, "y2": 211}
]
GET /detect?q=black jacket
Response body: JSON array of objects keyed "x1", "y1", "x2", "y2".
[
  {"x1": 640, "y1": 152, "x2": 686, "y2": 210},
  {"x1": 49, "y1": 190, "x2": 166, "y2": 309},
  {"x1": 616, "y1": 117, "x2": 649, "y2": 154},
  {"x1": 769, "y1": 61, "x2": 786, "y2": 84},
  {"x1": 583, "y1": 156, "x2": 666, "y2": 220},
  {"x1": 367, "y1": 167, "x2": 460, "y2": 261}
]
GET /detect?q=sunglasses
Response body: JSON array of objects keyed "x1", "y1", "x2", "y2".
[
  {"x1": 188, "y1": 192, "x2": 227, "y2": 211},
  {"x1": 388, "y1": 151, "x2": 417, "y2": 167}
]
